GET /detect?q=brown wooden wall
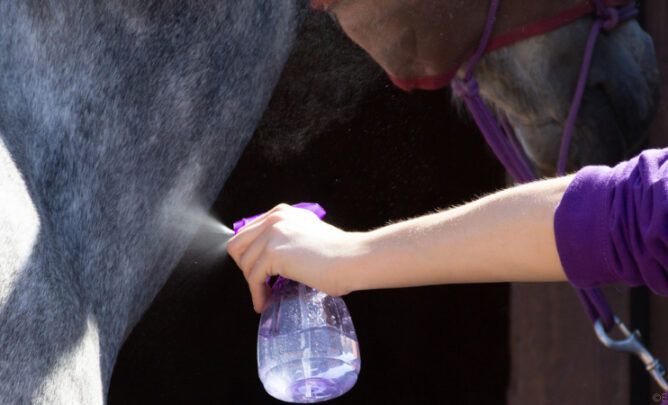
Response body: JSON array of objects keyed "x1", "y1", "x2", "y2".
[
  {"x1": 647, "y1": 0, "x2": 668, "y2": 403},
  {"x1": 508, "y1": 286, "x2": 631, "y2": 404}
]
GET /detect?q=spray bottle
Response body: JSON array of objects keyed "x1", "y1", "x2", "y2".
[{"x1": 233, "y1": 203, "x2": 361, "y2": 403}]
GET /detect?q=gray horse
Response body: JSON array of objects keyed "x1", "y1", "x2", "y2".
[{"x1": 0, "y1": 2, "x2": 658, "y2": 404}]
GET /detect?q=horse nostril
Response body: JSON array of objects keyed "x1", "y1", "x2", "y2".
[{"x1": 585, "y1": 23, "x2": 660, "y2": 145}]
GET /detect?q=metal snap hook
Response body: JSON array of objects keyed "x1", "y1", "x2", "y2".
[{"x1": 594, "y1": 316, "x2": 668, "y2": 392}]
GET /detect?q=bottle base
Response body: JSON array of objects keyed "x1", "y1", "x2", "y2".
[
  {"x1": 290, "y1": 377, "x2": 341, "y2": 403},
  {"x1": 260, "y1": 357, "x2": 359, "y2": 403}
]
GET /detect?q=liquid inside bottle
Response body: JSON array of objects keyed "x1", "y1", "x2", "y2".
[{"x1": 257, "y1": 278, "x2": 361, "y2": 403}]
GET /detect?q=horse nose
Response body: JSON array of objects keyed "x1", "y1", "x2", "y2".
[
  {"x1": 526, "y1": 20, "x2": 660, "y2": 175},
  {"x1": 586, "y1": 20, "x2": 660, "y2": 146}
]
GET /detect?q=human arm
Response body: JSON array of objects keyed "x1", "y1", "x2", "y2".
[
  {"x1": 227, "y1": 148, "x2": 668, "y2": 313},
  {"x1": 227, "y1": 175, "x2": 572, "y2": 312}
]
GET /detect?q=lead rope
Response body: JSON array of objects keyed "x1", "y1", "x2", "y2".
[{"x1": 452, "y1": 0, "x2": 668, "y2": 395}]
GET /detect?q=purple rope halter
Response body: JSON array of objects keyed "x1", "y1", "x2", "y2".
[
  {"x1": 452, "y1": 0, "x2": 637, "y2": 331},
  {"x1": 453, "y1": 0, "x2": 667, "y2": 395},
  {"x1": 451, "y1": 0, "x2": 538, "y2": 183}
]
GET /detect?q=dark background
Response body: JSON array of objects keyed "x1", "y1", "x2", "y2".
[{"x1": 109, "y1": 10, "x2": 510, "y2": 405}]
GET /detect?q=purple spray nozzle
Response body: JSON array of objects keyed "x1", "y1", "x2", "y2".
[{"x1": 233, "y1": 202, "x2": 326, "y2": 234}]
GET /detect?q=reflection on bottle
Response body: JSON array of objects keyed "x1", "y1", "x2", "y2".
[{"x1": 257, "y1": 278, "x2": 361, "y2": 403}]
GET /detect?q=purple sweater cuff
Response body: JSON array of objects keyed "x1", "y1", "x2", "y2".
[
  {"x1": 554, "y1": 165, "x2": 618, "y2": 287},
  {"x1": 554, "y1": 149, "x2": 668, "y2": 295}
]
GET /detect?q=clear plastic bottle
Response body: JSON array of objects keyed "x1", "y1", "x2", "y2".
[
  {"x1": 233, "y1": 203, "x2": 361, "y2": 403},
  {"x1": 257, "y1": 277, "x2": 361, "y2": 403}
]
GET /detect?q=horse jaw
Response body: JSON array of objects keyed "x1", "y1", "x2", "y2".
[{"x1": 470, "y1": 18, "x2": 660, "y2": 176}]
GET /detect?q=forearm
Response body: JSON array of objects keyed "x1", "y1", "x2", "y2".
[
  {"x1": 230, "y1": 149, "x2": 668, "y2": 313},
  {"x1": 343, "y1": 175, "x2": 574, "y2": 293}
]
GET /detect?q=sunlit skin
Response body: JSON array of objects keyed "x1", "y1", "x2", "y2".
[{"x1": 227, "y1": 175, "x2": 573, "y2": 313}]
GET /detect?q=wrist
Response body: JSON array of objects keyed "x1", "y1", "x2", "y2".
[
  {"x1": 332, "y1": 231, "x2": 377, "y2": 295},
  {"x1": 340, "y1": 226, "x2": 410, "y2": 293}
]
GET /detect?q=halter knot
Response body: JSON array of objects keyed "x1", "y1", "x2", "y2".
[
  {"x1": 452, "y1": 77, "x2": 480, "y2": 99},
  {"x1": 600, "y1": 7, "x2": 619, "y2": 31}
]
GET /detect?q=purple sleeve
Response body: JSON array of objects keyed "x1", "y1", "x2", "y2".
[{"x1": 554, "y1": 148, "x2": 668, "y2": 296}]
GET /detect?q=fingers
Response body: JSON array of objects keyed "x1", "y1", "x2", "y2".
[
  {"x1": 248, "y1": 255, "x2": 275, "y2": 313},
  {"x1": 228, "y1": 215, "x2": 269, "y2": 254},
  {"x1": 249, "y1": 276, "x2": 272, "y2": 313},
  {"x1": 229, "y1": 223, "x2": 274, "y2": 312},
  {"x1": 230, "y1": 231, "x2": 276, "y2": 313},
  {"x1": 227, "y1": 204, "x2": 288, "y2": 258},
  {"x1": 234, "y1": 229, "x2": 276, "y2": 313},
  {"x1": 237, "y1": 230, "x2": 270, "y2": 280},
  {"x1": 227, "y1": 204, "x2": 292, "y2": 312}
]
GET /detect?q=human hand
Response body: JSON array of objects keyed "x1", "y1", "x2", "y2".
[{"x1": 227, "y1": 204, "x2": 364, "y2": 313}]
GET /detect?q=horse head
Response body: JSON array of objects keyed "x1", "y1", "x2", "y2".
[{"x1": 316, "y1": 0, "x2": 660, "y2": 175}]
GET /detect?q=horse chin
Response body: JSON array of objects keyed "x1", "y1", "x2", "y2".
[
  {"x1": 509, "y1": 112, "x2": 650, "y2": 177},
  {"x1": 471, "y1": 18, "x2": 659, "y2": 176}
]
